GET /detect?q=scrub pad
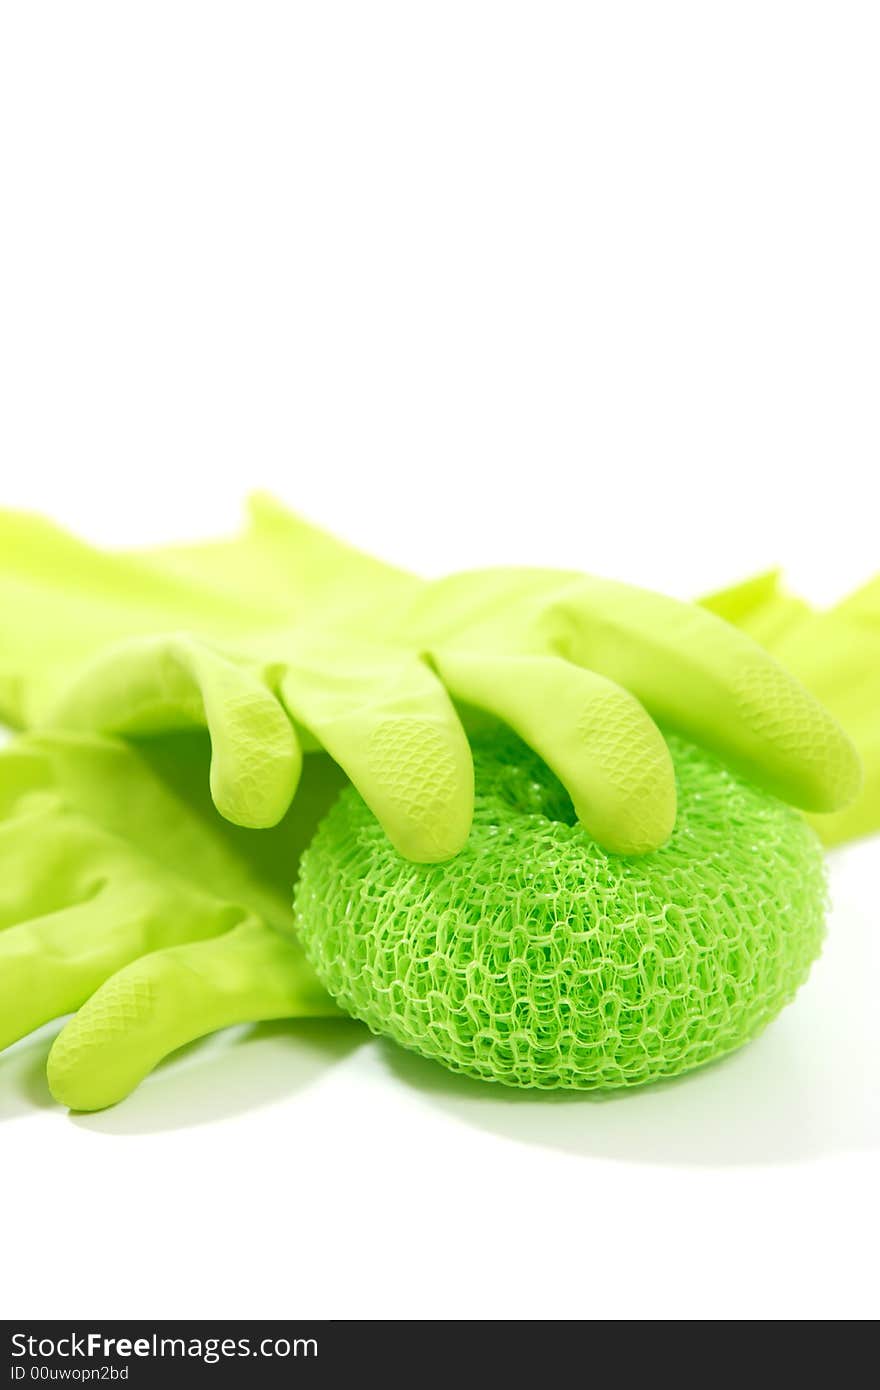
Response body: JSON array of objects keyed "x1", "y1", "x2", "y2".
[{"x1": 295, "y1": 732, "x2": 827, "y2": 1089}]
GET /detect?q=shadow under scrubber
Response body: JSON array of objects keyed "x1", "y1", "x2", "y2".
[{"x1": 294, "y1": 732, "x2": 827, "y2": 1089}]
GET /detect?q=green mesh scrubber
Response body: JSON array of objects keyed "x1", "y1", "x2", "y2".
[{"x1": 294, "y1": 732, "x2": 828, "y2": 1090}]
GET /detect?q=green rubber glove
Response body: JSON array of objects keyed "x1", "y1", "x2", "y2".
[
  {"x1": 0, "y1": 555, "x2": 872, "y2": 1113},
  {"x1": 0, "y1": 728, "x2": 344, "y2": 1111},
  {"x1": 702, "y1": 570, "x2": 880, "y2": 846},
  {"x1": 0, "y1": 497, "x2": 859, "y2": 858}
]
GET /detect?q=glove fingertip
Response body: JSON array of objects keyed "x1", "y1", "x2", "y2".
[
  {"x1": 384, "y1": 802, "x2": 474, "y2": 864},
  {"x1": 208, "y1": 724, "x2": 303, "y2": 829},
  {"x1": 46, "y1": 1047, "x2": 113, "y2": 1112},
  {"x1": 362, "y1": 715, "x2": 474, "y2": 862},
  {"x1": 567, "y1": 696, "x2": 677, "y2": 856},
  {"x1": 47, "y1": 979, "x2": 157, "y2": 1112},
  {"x1": 574, "y1": 781, "x2": 676, "y2": 857},
  {"x1": 733, "y1": 661, "x2": 863, "y2": 813}
]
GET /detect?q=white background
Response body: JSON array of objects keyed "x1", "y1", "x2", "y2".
[{"x1": 0, "y1": 2, "x2": 877, "y2": 1320}]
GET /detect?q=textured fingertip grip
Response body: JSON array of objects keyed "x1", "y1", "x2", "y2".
[
  {"x1": 572, "y1": 692, "x2": 676, "y2": 853},
  {"x1": 207, "y1": 690, "x2": 303, "y2": 829},
  {"x1": 733, "y1": 663, "x2": 863, "y2": 813},
  {"x1": 279, "y1": 655, "x2": 476, "y2": 864},
  {"x1": 47, "y1": 971, "x2": 160, "y2": 1111},
  {"x1": 364, "y1": 717, "x2": 474, "y2": 862}
]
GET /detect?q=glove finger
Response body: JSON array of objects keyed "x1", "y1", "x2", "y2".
[
  {"x1": 706, "y1": 573, "x2": 880, "y2": 847},
  {"x1": 48, "y1": 635, "x2": 302, "y2": 828},
  {"x1": 435, "y1": 650, "x2": 675, "y2": 853},
  {"x1": 279, "y1": 653, "x2": 473, "y2": 862},
  {"x1": 552, "y1": 577, "x2": 862, "y2": 814},
  {"x1": 47, "y1": 920, "x2": 341, "y2": 1112},
  {"x1": 0, "y1": 880, "x2": 242, "y2": 1052}
]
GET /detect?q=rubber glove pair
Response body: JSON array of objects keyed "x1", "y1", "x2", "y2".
[
  {"x1": 0, "y1": 502, "x2": 874, "y2": 1110},
  {"x1": 1, "y1": 565, "x2": 875, "y2": 1113},
  {"x1": 0, "y1": 496, "x2": 860, "y2": 860}
]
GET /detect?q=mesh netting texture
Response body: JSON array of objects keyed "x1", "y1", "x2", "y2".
[{"x1": 294, "y1": 732, "x2": 827, "y2": 1089}]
